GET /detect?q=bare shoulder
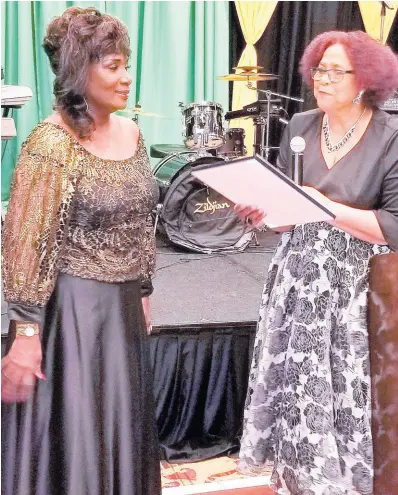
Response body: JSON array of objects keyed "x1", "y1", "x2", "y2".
[
  {"x1": 113, "y1": 115, "x2": 140, "y2": 151},
  {"x1": 115, "y1": 114, "x2": 139, "y2": 135},
  {"x1": 44, "y1": 113, "x2": 65, "y2": 126}
]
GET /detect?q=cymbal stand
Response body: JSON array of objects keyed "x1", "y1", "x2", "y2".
[
  {"x1": 131, "y1": 102, "x2": 141, "y2": 123},
  {"x1": 379, "y1": 1, "x2": 394, "y2": 44},
  {"x1": 247, "y1": 83, "x2": 303, "y2": 160}
]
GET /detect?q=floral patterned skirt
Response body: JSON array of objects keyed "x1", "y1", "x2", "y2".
[{"x1": 239, "y1": 222, "x2": 390, "y2": 495}]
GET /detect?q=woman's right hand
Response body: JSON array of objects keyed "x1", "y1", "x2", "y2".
[
  {"x1": 234, "y1": 204, "x2": 294, "y2": 233},
  {"x1": 1, "y1": 334, "x2": 45, "y2": 403},
  {"x1": 234, "y1": 204, "x2": 266, "y2": 229}
]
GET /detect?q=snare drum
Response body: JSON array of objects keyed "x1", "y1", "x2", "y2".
[
  {"x1": 217, "y1": 128, "x2": 246, "y2": 159},
  {"x1": 181, "y1": 101, "x2": 224, "y2": 149}
]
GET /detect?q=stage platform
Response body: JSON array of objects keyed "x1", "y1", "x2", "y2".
[
  {"x1": 151, "y1": 230, "x2": 280, "y2": 328},
  {"x1": 1, "y1": 229, "x2": 280, "y2": 334},
  {"x1": 148, "y1": 229, "x2": 281, "y2": 461}
]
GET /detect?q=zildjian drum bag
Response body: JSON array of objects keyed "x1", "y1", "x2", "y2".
[{"x1": 160, "y1": 163, "x2": 253, "y2": 253}]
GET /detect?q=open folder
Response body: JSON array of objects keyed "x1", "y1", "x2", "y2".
[{"x1": 191, "y1": 155, "x2": 335, "y2": 228}]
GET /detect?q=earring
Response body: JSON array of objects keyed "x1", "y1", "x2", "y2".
[
  {"x1": 83, "y1": 96, "x2": 89, "y2": 112},
  {"x1": 353, "y1": 90, "x2": 364, "y2": 105}
]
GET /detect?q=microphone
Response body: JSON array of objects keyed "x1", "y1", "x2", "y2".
[{"x1": 290, "y1": 136, "x2": 306, "y2": 186}]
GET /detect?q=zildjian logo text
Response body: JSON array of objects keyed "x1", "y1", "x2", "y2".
[{"x1": 194, "y1": 197, "x2": 231, "y2": 214}]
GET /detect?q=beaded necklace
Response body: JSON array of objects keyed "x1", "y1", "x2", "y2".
[{"x1": 323, "y1": 107, "x2": 367, "y2": 153}]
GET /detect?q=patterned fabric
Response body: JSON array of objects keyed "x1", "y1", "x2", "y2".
[
  {"x1": 58, "y1": 126, "x2": 158, "y2": 285},
  {"x1": 239, "y1": 222, "x2": 390, "y2": 495},
  {"x1": 2, "y1": 123, "x2": 80, "y2": 307},
  {"x1": 2, "y1": 122, "x2": 158, "y2": 309}
]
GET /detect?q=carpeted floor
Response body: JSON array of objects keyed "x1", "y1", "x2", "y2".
[
  {"x1": 161, "y1": 456, "x2": 273, "y2": 490},
  {"x1": 195, "y1": 489, "x2": 274, "y2": 495}
]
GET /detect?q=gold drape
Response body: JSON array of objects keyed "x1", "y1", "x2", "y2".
[
  {"x1": 358, "y1": 1, "x2": 398, "y2": 44},
  {"x1": 232, "y1": 1, "x2": 278, "y2": 155}
]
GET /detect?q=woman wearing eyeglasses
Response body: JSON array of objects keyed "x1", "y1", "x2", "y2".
[{"x1": 237, "y1": 31, "x2": 398, "y2": 494}]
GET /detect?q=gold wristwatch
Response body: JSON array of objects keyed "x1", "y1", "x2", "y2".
[{"x1": 15, "y1": 323, "x2": 40, "y2": 337}]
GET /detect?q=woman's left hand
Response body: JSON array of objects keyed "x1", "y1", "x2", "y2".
[{"x1": 142, "y1": 297, "x2": 152, "y2": 335}]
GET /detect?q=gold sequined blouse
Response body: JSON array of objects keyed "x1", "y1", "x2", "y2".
[{"x1": 2, "y1": 122, "x2": 159, "y2": 322}]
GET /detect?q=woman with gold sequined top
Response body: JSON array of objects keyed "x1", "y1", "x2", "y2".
[{"x1": 1, "y1": 8, "x2": 161, "y2": 495}]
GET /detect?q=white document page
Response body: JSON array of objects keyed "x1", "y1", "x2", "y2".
[{"x1": 191, "y1": 156, "x2": 335, "y2": 228}]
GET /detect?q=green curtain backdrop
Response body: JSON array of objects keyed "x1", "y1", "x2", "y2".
[{"x1": 1, "y1": 1, "x2": 230, "y2": 201}]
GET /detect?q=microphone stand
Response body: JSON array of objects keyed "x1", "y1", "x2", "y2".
[{"x1": 247, "y1": 84, "x2": 304, "y2": 160}]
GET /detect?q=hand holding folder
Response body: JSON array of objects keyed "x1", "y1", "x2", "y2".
[{"x1": 191, "y1": 156, "x2": 335, "y2": 229}]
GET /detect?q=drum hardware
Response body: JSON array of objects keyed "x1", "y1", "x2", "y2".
[
  {"x1": 224, "y1": 98, "x2": 289, "y2": 160},
  {"x1": 193, "y1": 147, "x2": 215, "y2": 159},
  {"x1": 379, "y1": 1, "x2": 394, "y2": 43},
  {"x1": 247, "y1": 86, "x2": 304, "y2": 160},
  {"x1": 217, "y1": 70, "x2": 295, "y2": 160},
  {"x1": 153, "y1": 203, "x2": 163, "y2": 234},
  {"x1": 253, "y1": 114, "x2": 282, "y2": 158},
  {"x1": 120, "y1": 103, "x2": 165, "y2": 122},
  {"x1": 224, "y1": 99, "x2": 282, "y2": 120}
]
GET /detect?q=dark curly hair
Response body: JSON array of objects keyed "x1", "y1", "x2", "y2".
[
  {"x1": 43, "y1": 7, "x2": 131, "y2": 139},
  {"x1": 299, "y1": 30, "x2": 398, "y2": 108}
]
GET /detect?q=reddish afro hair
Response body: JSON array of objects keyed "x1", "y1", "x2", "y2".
[{"x1": 299, "y1": 30, "x2": 398, "y2": 107}]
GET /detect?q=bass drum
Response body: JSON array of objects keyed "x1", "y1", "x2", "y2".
[{"x1": 154, "y1": 154, "x2": 252, "y2": 253}]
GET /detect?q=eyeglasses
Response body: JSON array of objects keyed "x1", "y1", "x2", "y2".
[{"x1": 310, "y1": 67, "x2": 355, "y2": 83}]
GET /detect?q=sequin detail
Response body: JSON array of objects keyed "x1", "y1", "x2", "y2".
[{"x1": 2, "y1": 122, "x2": 158, "y2": 307}]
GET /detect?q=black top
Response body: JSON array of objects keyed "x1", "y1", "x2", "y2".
[{"x1": 277, "y1": 108, "x2": 398, "y2": 251}]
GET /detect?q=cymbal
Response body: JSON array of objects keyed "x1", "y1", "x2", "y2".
[
  {"x1": 233, "y1": 65, "x2": 264, "y2": 71},
  {"x1": 120, "y1": 107, "x2": 165, "y2": 118},
  {"x1": 240, "y1": 71, "x2": 280, "y2": 77},
  {"x1": 217, "y1": 73, "x2": 279, "y2": 82}
]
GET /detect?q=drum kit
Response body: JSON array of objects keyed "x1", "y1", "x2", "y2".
[
  {"x1": 148, "y1": 66, "x2": 303, "y2": 175},
  {"x1": 124, "y1": 67, "x2": 304, "y2": 252}
]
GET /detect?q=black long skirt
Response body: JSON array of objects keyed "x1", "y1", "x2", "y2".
[{"x1": 2, "y1": 273, "x2": 161, "y2": 495}]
